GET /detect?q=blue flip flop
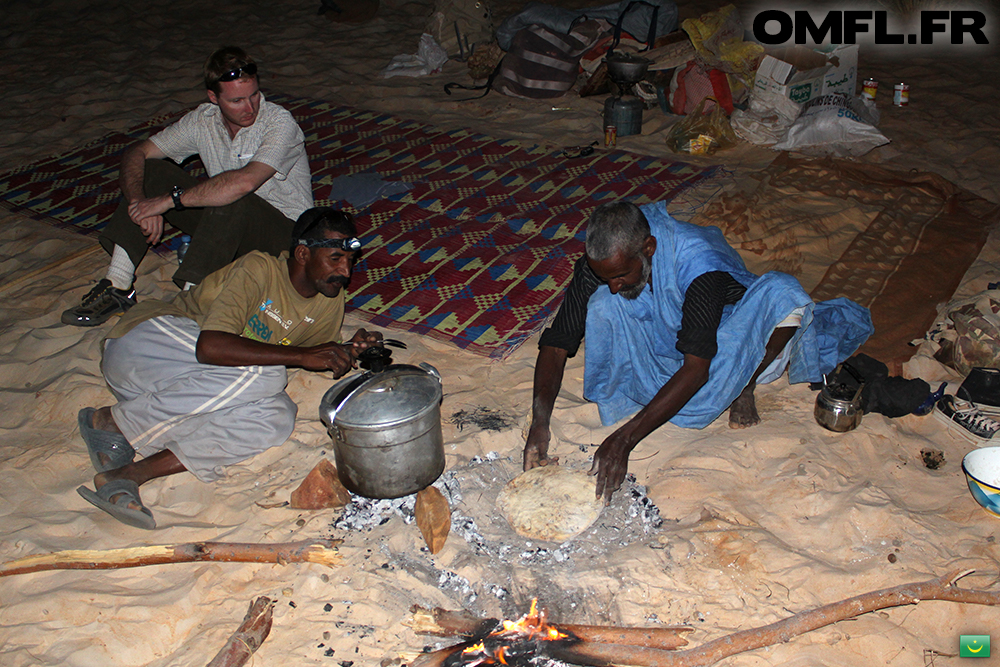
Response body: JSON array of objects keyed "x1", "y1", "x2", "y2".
[
  {"x1": 77, "y1": 479, "x2": 156, "y2": 530},
  {"x1": 78, "y1": 408, "x2": 135, "y2": 473}
]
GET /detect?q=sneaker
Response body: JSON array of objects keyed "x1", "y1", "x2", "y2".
[
  {"x1": 957, "y1": 367, "x2": 1000, "y2": 414},
  {"x1": 60, "y1": 279, "x2": 136, "y2": 327},
  {"x1": 933, "y1": 394, "x2": 1000, "y2": 445}
]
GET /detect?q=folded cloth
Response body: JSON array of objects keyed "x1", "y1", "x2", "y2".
[
  {"x1": 326, "y1": 173, "x2": 412, "y2": 209},
  {"x1": 382, "y1": 33, "x2": 448, "y2": 78},
  {"x1": 827, "y1": 353, "x2": 932, "y2": 418},
  {"x1": 583, "y1": 202, "x2": 874, "y2": 427}
]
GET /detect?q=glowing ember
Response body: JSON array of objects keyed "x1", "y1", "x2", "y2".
[{"x1": 445, "y1": 600, "x2": 579, "y2": 667}]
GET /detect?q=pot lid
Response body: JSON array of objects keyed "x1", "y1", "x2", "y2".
[{"x1": 323, "y1": 364, "x2": 442, "y2": 429}]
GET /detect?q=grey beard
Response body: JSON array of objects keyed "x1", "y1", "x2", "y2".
[{"x1": 619, "y1": 255, "x2": 651, "y2": 300}]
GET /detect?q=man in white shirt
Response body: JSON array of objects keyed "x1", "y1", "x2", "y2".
[{"x1": 62, "y1": 45, "x2": 314, "y2": 327}]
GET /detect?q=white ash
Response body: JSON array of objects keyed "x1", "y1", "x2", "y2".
[
  {"x1": 331, "y1": 471, "x2": 463, "y2": 533},
  {"x1": 437, "y1": 569, "x2": 478, "y2": 605},
  {"x1": 329, "y1": 458, "x2": 664, "y2": 619},
  {"x1": 469, "y1": 450, "x2": 503, "y2": 464},
  {"x1": 333, "y1": 494, "x2": 416, "y2": 531}
]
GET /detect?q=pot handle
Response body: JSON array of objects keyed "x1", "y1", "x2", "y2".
[
  {"x1": 319, "y1": 372, "x2": 370, "y2": 428},
  {"x1": 418, "y1": 362, "x2": 442, "y2": 382}
]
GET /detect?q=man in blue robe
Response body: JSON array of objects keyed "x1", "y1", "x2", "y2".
[{"x1": 523, "y1": 201, "x2": 873, "y2": 502}]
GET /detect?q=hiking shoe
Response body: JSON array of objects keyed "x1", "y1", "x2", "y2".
[
  {"x1": 957, "y1": 367, "x2": 1000, "y2": 414},
  {"x1": 61, "y1": 279, "x2": 136, "y2": 327},
  {"x1": 934, "y1": 394, "x2": 1000, "y2": 445}
]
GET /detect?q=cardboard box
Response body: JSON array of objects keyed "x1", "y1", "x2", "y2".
[{"x1": 753, "y1": 44, "x2": 858, "y2": 105}]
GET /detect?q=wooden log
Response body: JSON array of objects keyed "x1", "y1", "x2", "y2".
[
  {"x1": 407, "y1": 571, "x2": 1000, "y2": 667},
  {"x1": 207, "y1": 596, "x2": 275, "y2": 667},
  {"x1": 651, "y1": 569, "x2": 1000, "y2": 667},
  {"x1": 408, "y1": 605, "x2": 693, "y2": 650},
  {"x1": 552, "y1": 570, "x2": 1000, "y2": 667},
  {"x1": 0, "y1": 539, "x2": 342, "y2": 577},
  {"x1": 406, "y1": 644, "x2": 462, "y2": 667}
]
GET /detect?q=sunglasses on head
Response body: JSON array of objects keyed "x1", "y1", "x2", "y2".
[
  {"x1": 218, "y1": 62, "x2": 258, "y2": 82},
  {"x1": 297, "y1": 237, "x2": 362, "y2": 251}
]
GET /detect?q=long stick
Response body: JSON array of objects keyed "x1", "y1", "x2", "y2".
[
  {"x1": 561, "y1": 570, "x2": 1000, "y2": 667},
  {"x1": 207, "y1": 596, "x2": 275, "y2": 667},
  {"x1": 0, "y1": 539, "x2": 342, "y2": 577},
  {"x1": 408, "y1": 605, "x2": 693, "y2": 650}
]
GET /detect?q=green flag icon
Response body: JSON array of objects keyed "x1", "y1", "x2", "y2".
[{"x1": 960, "y1": 635, "x2": 990, "y2": 657}]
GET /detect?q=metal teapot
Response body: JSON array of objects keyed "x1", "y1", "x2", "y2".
[{"x1": 814, "y1": 363, "x2": 865, "y2": 433}]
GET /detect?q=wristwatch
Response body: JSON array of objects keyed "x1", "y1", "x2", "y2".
[{"x1": 171, "y1": 185, "x2": 186, "y2": 211}]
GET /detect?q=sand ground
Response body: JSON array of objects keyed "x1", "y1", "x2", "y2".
[{"x1": 1, "y1": 1, "x2": 998, "y2": 665}]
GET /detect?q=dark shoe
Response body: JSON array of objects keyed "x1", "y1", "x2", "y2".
[
  {"x1": 61, "y1": 279, "x2": 136, "y2": 327},
  {"x1": 934, "y1": 394, "x2": 1000, "y2": 445},
  {"x1": 957, "y1": 367, "x2": 1000, "y2": 413}
]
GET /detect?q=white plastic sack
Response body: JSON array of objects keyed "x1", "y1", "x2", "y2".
[
  {"x1": 381, "y1": 33, "x2": 449, "y2": 78},
  {"x1": 731, "y1": 89, "x2": 802, "y2": 146},
  {"x1": 772, "y1": 93, "x2": 888, "y2": 158}
]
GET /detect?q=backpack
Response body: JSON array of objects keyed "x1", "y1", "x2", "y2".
[
  {"x1": 492, "y1": 19, "x2": 605, "y2": 99},
  {"x1": 426, "y1": 0, "x2": 496, "y2": 59}
]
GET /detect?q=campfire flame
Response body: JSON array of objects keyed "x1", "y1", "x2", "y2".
[{"x1": 448, "y1": 599, "x2": 578, "y2": 667}]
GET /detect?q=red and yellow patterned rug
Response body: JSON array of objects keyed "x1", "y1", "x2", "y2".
[{"x1": 0, "y1": 95, "x2": 720, "y2": 357}]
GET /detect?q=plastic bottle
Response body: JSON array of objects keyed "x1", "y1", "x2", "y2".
[
  {"x1": 177, "y1": 234, "x2": 191, "y2": 264},
  {"x1": 913, "y1": 382, "x2": 947, "y2": 416}
]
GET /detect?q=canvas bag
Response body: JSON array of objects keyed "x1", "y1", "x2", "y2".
[
  {"x1": 426, "y1": 0, "x2": 495, "y2": 59},
  {"x1": 492, "y1": 19, "x2": 605, "y2": 99},
  {"x1": 495, "y1": 0, "x2": 678, "y2": 51}
]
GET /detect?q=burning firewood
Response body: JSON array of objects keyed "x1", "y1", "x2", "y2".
[
  {"x1": 408, "y1": 605, "x2": 692, "y2": 650},
  {"x1": 402, "y1": 570, "x2": 1000, "y2": 667},
  {"x1": 406, "y1": 599, "x2": 689, "y2": 666}
]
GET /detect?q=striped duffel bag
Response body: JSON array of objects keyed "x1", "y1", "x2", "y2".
[{"x1": 493, "y1": 19, "x2": 605, "y2": 99}]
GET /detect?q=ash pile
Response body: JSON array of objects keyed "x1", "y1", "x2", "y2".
[{"x1": 326, "y1": 451, "x2": 663, "y2": 619}]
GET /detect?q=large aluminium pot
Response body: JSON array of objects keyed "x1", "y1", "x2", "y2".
[{"x1": 319, "y1": 363, "x2": 444, "y2": 499}]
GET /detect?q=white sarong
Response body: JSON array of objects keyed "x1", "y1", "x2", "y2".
[{"x1": 102, "y1": 316, "x2": 296, "y2": 482}]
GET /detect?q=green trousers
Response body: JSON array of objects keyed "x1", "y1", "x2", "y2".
[{"x1": 98, "y1": 160, "x2": 294, "y2": 287}]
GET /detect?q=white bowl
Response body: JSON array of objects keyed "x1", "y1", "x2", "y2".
[{"x1": 962, "y1": 447, "x2": 1000, "y2": 518}]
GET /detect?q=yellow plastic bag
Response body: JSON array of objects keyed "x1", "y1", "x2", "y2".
[
  {"x1": 681, "y1": 4, "x2": 763, "y2": 105},
  {"x1": 665, "y1": 98, "x2": 740, "y2": 155}
]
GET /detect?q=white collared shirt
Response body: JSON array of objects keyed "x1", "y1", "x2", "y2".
[{"x1": 150, "y1": 93, "x2": 313, "y2": 220}]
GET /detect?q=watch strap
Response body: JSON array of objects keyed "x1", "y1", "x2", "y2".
[{"x1": 171, "y1": 186, "x2": 186, "y2": 211}]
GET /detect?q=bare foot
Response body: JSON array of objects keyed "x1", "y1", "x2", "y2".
[
  {"x1": 93, "y1": 470, "x2": 142, "y2": 511},
  {"x1": 729, "y1": 386, "x2": 760, "y2": 428}
]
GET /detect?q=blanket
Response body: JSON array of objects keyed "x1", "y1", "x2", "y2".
[
  {"x1": 689, "y1": 153, "x2": 1000, "y2": 365},
  {"x1": 0, "y1": 95, "x2": 720, "y2": 357}
]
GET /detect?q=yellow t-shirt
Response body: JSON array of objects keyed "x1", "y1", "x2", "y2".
[{"x1": 108, "y1": 251, "x2": 345, "y2": 347}]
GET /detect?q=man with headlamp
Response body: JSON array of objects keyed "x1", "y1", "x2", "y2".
[
  {"x1": 74, "y1": 208, "x2": 379, "y2": 530},
  {"x1": 62, "y1": 45, "x2": 313, "y2": 327}
]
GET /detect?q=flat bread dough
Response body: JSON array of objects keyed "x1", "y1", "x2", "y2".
[{"x1": 498, "y1": 466, "x2": 604, "y2": 542}]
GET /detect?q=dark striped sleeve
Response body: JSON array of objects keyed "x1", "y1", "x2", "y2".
[
  {"x1": 538, "y1": 256, "x2": 602, "y2": 357},
  {"x1": 676, "y1": 271, "x2": 747, "y2": 360}
]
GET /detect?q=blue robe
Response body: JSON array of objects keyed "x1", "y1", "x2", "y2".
[{"x1": 583, "y1": 202, "x2": 874, "y2": 428}]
